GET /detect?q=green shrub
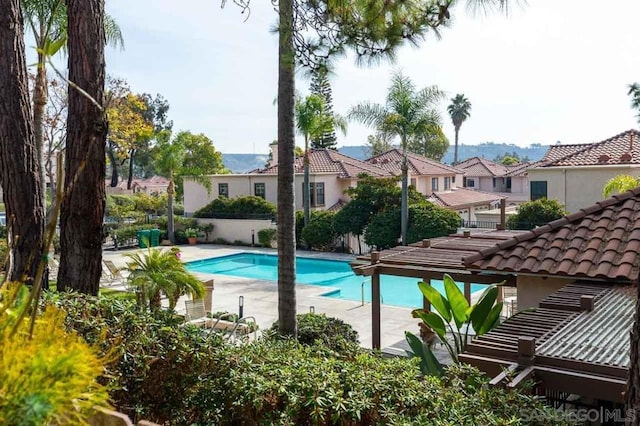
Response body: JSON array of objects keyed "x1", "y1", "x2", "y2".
[
  {"x1": 193, "y1": 195, "x2": 276, "y2": 219},
  {"x1": 507, "y1": 198, "x2": 566, "y2": 230},
  {"x1": 257, "y1": 228, "x2": 277, "y2": 247},
  {"x1": 269, "y1": 313, "x2": 359, "y2": 356},
  {"x1": 301, "y1": 210, "x2": 337, "y2": 250},
  {"x1": 111, "y1": 224, "x2": 158, "y2": 247},
  {"x1": 406, "y1": 202, "x2": 461, "y2": 244},
  {"x1": 364, "y1": 207, "x2": 401, "y2": 250}
]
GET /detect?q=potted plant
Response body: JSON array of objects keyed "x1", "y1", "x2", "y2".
[{"x1": 185, "y1": 228, "x2": 198, "y2": 245}]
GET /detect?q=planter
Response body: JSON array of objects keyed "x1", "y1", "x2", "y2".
[{"x1": 188, "y1": 236, "x2": 197, "y2": 245}]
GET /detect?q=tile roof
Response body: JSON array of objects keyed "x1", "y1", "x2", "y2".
[
  {"x1": 327, "y1": 199, "x2": 347, "y2": 212},
  {"x1": 428, "y1": 188, "x2": 505, "y2": 208},
  {"x1": 503, "y1": 161, "x2": 538, "y2": 177},
  {"x1": 257, "y1": 149, "x2": 393, "y2": 178},
  {"x1": 366, "y1": 149, "x2": 462, "y2": 176},
  {"x1": 456, "y1": 157, "x2": 510, "y2": 177},
  {"x1": 464, "y1": 187, "x2": 640, "y2": 282},
  {"x1": 540, "y1": 129, "x2": 640, "y2": 167}
]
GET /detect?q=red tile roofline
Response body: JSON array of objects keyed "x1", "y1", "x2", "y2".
[
  {"x1": 464, "y1": 186, "x2": 640, "y2": 267},
  {"x1": 541, "y1": 129, "x2": 640, "y2": 167}
]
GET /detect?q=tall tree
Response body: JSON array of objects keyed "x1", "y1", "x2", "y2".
[
  {"x1": 366, "y1": 133, "x2": 394, "y2": 157},
  {"x1": 629, "y1": 83, "x2": 640, "y2": 123},
  {"x1": 22, "y1": 0, "x2": 123, "y2": 211},
  {"x1": 309, "y1": 65, "x2": 337, "y2": 149},
  {"x1": 226, "y1": 0, "x2": 512, "y2": 337},
  {"x1": 349, "y1": 72, "x2": 444, "y2": 245},
  {"x1": 295, "y1": 94, "x2": 346, "y2": 225},
  {"x1": 407, "y1": 124, "x2": 450, "y2": 161},
  {"x1": 58, "y1": 0, "x2": 107, "y2": 295},
  {"x1": 447, "y1": 93, "x2": 471, "y2": 164},
  {"x1": 154, "y1": 130, "x2": 184, "y2": 244},
  {"x1": 0, "y1": 0, "x2": 46, "y2": 283}
]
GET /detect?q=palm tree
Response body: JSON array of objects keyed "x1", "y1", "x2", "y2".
[
  {"x1": 447, "y1": 94, "x2": 471, "y2": 165},
  {"x1": 602, "y1": 175, "x2": 640, "y2": 198},
  {"x1": 349, "y1": 72, "x2": 444, "y2": 245},
  {"x1": 153, "y1": 131, "x2": 185, "y2": 244},
  {"x1": 124, "y1": 247, "x2": 204, "y2": 310},
  {"x1": 295, "y1": 94, "x2": 347, "y2": 226}
]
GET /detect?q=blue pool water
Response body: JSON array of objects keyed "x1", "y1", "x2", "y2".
[{"x1": 186, "y1": 253, "x2": 487, "y2": 309}]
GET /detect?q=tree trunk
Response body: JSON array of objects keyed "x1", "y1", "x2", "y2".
[
  {"x1": 277, "y1": 0, "x2": 297, "y2": 337},
  {"x1": 34, "y1": 54, "x2": 48, "y2": 208},
  {"x1": 626, "y1": 281, "x2": 640, "y2": 425},
  {"x1": 453, "y1": 126, "x2": 459, "y2": 165},
  {"x1": 107, "y1": 144, "x2": 119, "y2": 187},
  {"x1": 167, "y1": 178, "x2": 175, "y2": 243},
  {"x1": 303, "y1": 136, "x2": 310, "y2": 226},
  {"x1": 400, "y1": 141, "x2": 408, "y2": 246},
  {"x1": 127, "y1": 148, "x2": 135, "y2": 189},
  {"x1": 0, "y1": 0, "x2": 46, "y2": 283},
  {"x1": 58, "y1": 0, "x2": 107, "y2": 295}
]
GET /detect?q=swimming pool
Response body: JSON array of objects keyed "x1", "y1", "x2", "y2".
[{"x1": 186, "y1": 253, "x2": 487, "y2": 309}]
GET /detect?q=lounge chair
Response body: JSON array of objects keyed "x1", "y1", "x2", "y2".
[
  {"x1": 184, "y1": 299, "x2": 256, "y2": 341},
  {"x1": 100, "y1": 260, "x2": 125, "y2": 287}
]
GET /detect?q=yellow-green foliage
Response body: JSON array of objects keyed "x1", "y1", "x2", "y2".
[{"x1": 0, "y1": 284, "x2": 110, "y2": 425}]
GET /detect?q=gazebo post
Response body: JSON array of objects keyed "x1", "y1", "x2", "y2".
[
  {"x1": 423, "y1": 278, "x2": 431, "y2": 313},
  {"x1": 464, "y1": 282, "x2": 471, "y2": 304},
  {"x1": 371, "y1": 251, "x2": 381, "y2": 350}
]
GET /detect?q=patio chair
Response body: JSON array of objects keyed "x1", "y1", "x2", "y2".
[
  {"x1": 100, "y1": 260, "x2": 125, "y2": 287},
  {"x1": 184, "y1": 299, "x2": 256, "y2": 341}
]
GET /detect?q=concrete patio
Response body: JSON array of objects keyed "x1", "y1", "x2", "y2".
[{"x1": 102, "y1": 244, "x2": 423, "y2": 350}]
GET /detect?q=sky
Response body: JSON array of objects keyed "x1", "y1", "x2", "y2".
[{"x1": 104, "y1": 0, "x2": 640, "y2": 154}]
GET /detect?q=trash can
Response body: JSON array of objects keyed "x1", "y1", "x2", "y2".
[
  {"x1": 149, "y1": 229, "x2": 160, "y2": 247},
  {"x1": 138, "y1": 229, "x2": 151, "y2": 248}
]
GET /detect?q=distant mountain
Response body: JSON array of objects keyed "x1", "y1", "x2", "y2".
[
  {"x1": 222, "y1": 143, "x2": 551, "y2": 173},
  {"x1": 222, "y1": 153, "x2": 269, "y2": 173},
  {"x1": 338, "y1": 143, "x2": 550, "y2": 164}
]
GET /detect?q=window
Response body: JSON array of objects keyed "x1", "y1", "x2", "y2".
[
  {"x1": 431, "y1": 178, "x2": 439, "y2": 191},
  {"x1": 254, "y1": 182, "x2": 266, "y2": 199},
  {"x1": 466, "y1": 178, "x2": 475, "y2": 188},
  {"x1": 410, "y1": 178, "x2": 417, "y2": 188},
  {"x1": 302, "y1": 182, "x2": 325, "y2": 206},
  {"x1": 530, "y1": 181, "x2": 548, "y2": 200},
  {"x1": 492, "y1": 178, "x2": 497, "y2": 188},
  {"x1": 452, "y1": 176, "x2": 456, "y2": 183},
  {"x1": 218, "y1": 183, "x2": 229, "y2": 198},
  {"x1": 506, "y1": 177, "x2": 512, "y2": 190},
  {"x1": 444, "y1": 177, "x2": 451, "y2": 190}
]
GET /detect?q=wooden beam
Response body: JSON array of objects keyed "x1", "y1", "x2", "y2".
[
  {"x1": 371, "y1": 269, "x2": 381, "y2": 350},
  {"x1": 464, "y1": 282, "x2": 471, "y2": 304},
  {"x1": 507, "y1": 366, "x2": 535, "y2": 388},
  {"x1": 534, "y1": 366, "x2": 626, "y2": 403},
  {"x1": 423, "y1": 279, "x2": 431, "y2": 313},
  {"x1": 489, "y1": 363, "x2": 518, "y2": 386}
]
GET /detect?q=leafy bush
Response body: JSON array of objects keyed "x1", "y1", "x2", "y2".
[
  {"x1": 45, "y1": 294, "x2": 568, "y2": 425},
  {"x1": 2, "y1": 285, "x2": 109, "y2": 425},
  {"x1": 41, "y1": 291, "x2": 224, "y2": 424},
  {"x1": 257, "y1": 228, "x2": 277, "y2": 247},
  {"x1": 301, "y1": 210, "x2": 337, "y2": 250},
  {"x1": 269, "y1": 313, "x2": 359, "y2": 356},
  {"x1": 194, "y1": 195, "x2": 276, "y2": 219},
  {"x1": 406, "y1": 202, "x2": 461, "y2": 244},
  {"x1": 507, "y1": 198, "x2": 566, "y2": 230},
  {"x1": 111, "y1": 224, "x2": 158, "y2": 247},
  {"x1": 364, "y1": 207, "x2": 401, "y2": 250}
]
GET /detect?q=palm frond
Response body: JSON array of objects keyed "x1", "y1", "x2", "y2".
[
  {"x1": 104, "y1": 13, "x2": 125, "y2": 50},
  {"x1": 347, "y1": 102, "x2": 388, "y2": 129}
]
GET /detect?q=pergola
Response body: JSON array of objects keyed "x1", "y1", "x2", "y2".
[
  {"x1": 350, "y1": 229, "x2": 521, "y2": 349},
  {"x1": 460, "y1": 282, "x2": 632, "y2": 403}
]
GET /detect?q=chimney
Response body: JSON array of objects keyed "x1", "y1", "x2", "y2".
[
  {"x1": 269, "y1": 141, "x2": 278, "y2": 167},
  {"x1": 630, "y1": 132, "x2": 634, "y2": 152}
]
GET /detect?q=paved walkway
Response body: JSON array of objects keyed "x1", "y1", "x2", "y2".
[{"x1": 102, "y1": 244, "x2": 422, "y2": 350}]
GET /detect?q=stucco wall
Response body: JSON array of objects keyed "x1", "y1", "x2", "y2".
[
  {"x1": 196, "y1": 218, "x2": 276, "y2": 245},
  {"x1": 528, "y1": 165, "x2": 639, "y2": 213},
  {"x1": 184, "y1": 173, "x2": 345, "y2": 214},
  {"x1": 516, "y1": 275, "x2": 575, "y2": 310}
]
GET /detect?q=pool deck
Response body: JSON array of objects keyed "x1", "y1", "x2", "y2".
[{"x1": 103, "y1": 244, "x2": 428, "y2": 351}]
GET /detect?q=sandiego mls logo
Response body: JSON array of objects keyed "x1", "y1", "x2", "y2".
[{"x1": 521, "y1": 408, "x2": 636, "y2": 423}]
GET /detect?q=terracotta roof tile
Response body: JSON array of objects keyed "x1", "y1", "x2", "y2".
[
  {"x1": 456, "y1": 157, "x2": 511, "y2": 177},
  {"x1": 427, "y1": 188, "x2": 504, "y2": 208},
  {"x1": 464, "y1": 187, "x2": 640, "y2": 283},
  {"x1": 366, "y1": 149, "x2": 463, "y2": 176},
  {"x1": 540, "y1": 129, "x2": 640, "y2": 167},
  {"x1": 258, "y1": 149, "x2": 393, "y2": 178}
]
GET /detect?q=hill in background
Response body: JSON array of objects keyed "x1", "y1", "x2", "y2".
[{"x1": 222, "y1": 143, "x2": 551, "y2": 173}]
